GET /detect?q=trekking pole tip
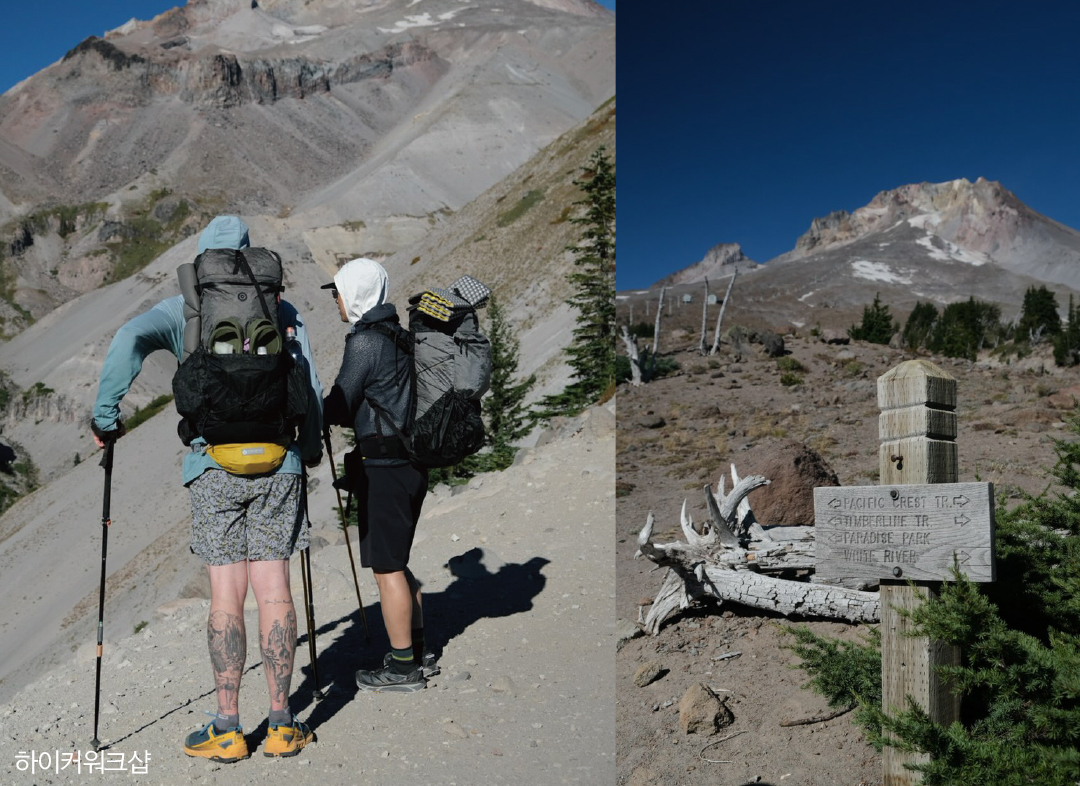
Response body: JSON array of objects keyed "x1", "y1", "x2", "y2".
[{"x1": 91, "y1": 738, "x2": 101, "y2": 752}]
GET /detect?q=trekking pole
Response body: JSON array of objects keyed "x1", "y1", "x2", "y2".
[
  {"x1": 324, "y1": 431, "x2": 370, "y2": 641},
  {"x1": 299, "y1": 470, "x2": 323, "y2": 700},
  {"x1": 91, "y1": 441, "x2": 114, "y2": 752}
]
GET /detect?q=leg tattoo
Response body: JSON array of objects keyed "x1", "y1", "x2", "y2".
[
  {"x1": 207, "y1": 610, "x2": 246, "y2": 715},
  {"x1": 261, "y1": 609, "x2": 297, "y2": 708}
]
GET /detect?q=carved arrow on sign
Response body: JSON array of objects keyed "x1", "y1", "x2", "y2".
[
  {"x1": 955, "y1": 513, "x2": 971, "y2": 527},
  {"x1": 828, "y1": 498, "x2": 841, "y2": 508},
  {"x1": 953, "y1": 495, "x2": 970, "y2": 507},
  {"x1": 955, "y1": 551, "x2": 971, "y2": 566}
]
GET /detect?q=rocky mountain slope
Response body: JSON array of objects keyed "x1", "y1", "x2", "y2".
[
  {"x1": 626, "y1": 178, "x2": 1080, "y2": 336},
  {"x1": 651, "y1": 242, "x2": 757, "y2": 288},
  {"x1": 0, "y1": 0, "x2": 614, "y2": 323}
]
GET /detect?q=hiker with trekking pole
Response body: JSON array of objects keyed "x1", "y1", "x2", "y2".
[
  {"x1": 90, "y1": 216, "x2": 323, "y2": 762},
  {"x1": 322, "y1": 258, "x2": 435, "y2": 692},
  {"x1": 321, "y1": 258, "x2": 491, "y2": 692}
]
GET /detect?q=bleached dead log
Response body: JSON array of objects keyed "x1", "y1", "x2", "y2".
[
  {"x1": 709, "y1": 269, "x2": 737, "y2": 356},
  {"x1": 699, "y1": 278, "x2": 710, "y2": 355},
  {"x1": 636, "y1": 465, "x2": 881, "y2": 633},
  {"x1": 620, "y1": 325, "x2": 643, "y2": 387},
  {"x1": 652, "y1": 287, "x2": 665, "y2": 355}
]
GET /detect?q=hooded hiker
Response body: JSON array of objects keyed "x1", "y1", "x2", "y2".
[
  {"x1": 322, "y1": 257, "x2": 436, "y2": 692},
  {"x1": 90, "y1": 215, "x2": 322, "y2": 761}
]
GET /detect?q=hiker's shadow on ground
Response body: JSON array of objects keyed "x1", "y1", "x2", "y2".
[{"x1": 295, "y1": 548, "x2": 550, "y2": 731}]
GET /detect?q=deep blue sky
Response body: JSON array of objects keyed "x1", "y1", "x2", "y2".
[
  {"x1": 619, "y1": 1, "x2": 1080, "y2": 290},
  {"x1": 0, "y1": 0, "x2": 615, "y2": 94}
]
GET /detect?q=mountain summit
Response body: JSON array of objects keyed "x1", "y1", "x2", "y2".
[
  {"x1": 624, "y1": 178, "x2": 1080, "y2": 336},
  {"x1": 777, "y1": 177, "x2": 1080, "y2": 291}
]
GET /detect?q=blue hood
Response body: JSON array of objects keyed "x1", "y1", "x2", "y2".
[{"x1": 198, "y1": 216, "x2": 250, "y2": 253}]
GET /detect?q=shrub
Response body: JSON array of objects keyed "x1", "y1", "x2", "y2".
[
  {"x1": 776, "y1": 356, "x2": 805, "y2": 373},
  {"x1": 779, "y1": 372, "x2": 803, "y2": 387},
  {"x1": 125, "y1": 394, "x2": 174, "y2": 431}
]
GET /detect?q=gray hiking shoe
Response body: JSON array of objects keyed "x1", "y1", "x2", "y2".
[
  {"x1": 356, "y1": 661, "x2": 426, "y2": 693},
  {"x1": 382, "y1": 651, "x2": 440, "y2": 678}
]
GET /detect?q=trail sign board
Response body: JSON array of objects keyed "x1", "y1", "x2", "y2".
[{"x1": 813, "y1": 482, "x2": 995, "y2": 583}]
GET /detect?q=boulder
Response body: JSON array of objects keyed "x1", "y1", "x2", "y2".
[
  {"x1": 633, "y1": 661, "x2": 665, "y2": 687},
  {"x1": 757, "y1": 331, "x2": 785, "y2": 357},
  {"x1": 679, "y1": 683, "x2": 733, "y2": 735},
  {"x1": 741, "y1": 439, "x2": 840, "y2": 526}
]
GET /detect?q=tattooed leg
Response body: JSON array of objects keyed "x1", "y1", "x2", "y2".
[
  {"x1": 207, "y1": 610, "x2": 246, "y2": 715},
  {"x1": 206, "y1": 562, "x2": 250, "y2": 716},
  {"x1": 250, "y1": 559, "x2": 296, "y2": 712}
]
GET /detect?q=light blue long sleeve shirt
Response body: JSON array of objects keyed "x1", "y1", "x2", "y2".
[{"x1": 93, "y1": 295, "x2": 323, "y2": 485}]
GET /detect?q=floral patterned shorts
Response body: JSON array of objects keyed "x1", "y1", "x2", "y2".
[{"x1": 188, "y1": 470, "x2": 309, "y2": 566}]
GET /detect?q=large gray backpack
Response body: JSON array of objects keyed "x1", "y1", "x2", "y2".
[
  {"x1": 364, "y1": 297, "x2": 492, "y2": 468},
  {"x1": 172, "y1": 247, "x2": 306, "y2": 447}
]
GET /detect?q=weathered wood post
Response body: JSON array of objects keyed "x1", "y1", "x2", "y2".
[
  {"x1": 813, "y1": 359, "x2": 995, "y2": 783},
  {"x1": 878, "y1": 360, "x2": 960, "y2": 785}
]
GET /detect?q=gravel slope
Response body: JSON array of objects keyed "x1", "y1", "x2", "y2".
[{"x1": 0, "y1": 403, "x2": 614, "y2": 785}]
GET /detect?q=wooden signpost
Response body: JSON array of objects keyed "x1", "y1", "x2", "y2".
[
  {"x1": 814, "y1": 359, "x2": 996, "y2": 786},
  {"x1": 813, "y1": 482, "x2": 995, "y2": 584}
]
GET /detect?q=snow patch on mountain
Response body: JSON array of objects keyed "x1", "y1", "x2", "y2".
[
  {"x1": 379, "y1": 9, "x2": 464, "y2": 33},
  {"x1": 908, "y1": 213, "x2": 942, "y2": 230},
  {"x1": 916, "y1": 235, "x2": 989, "y2": 266},
  {"x1": 851, "y1": 260, "x2": 912, "y2": 285}
]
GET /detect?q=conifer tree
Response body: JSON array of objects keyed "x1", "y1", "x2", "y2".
[
  {"x1": 848, "y1": 293, "x2": 897, "y2": 344},
  {"x1": 1053, "y1": 295, "x2": 1080, "y2": 366},
  {"x1": 482, "y1": 294, "x2": 536, "y2": 467},
  {"x1": 1017, "y1": 284, "x2": 1061, "y2": 343},
  {"x1": 902, "y1": 301, "x2": 938, "y2": 350},
  {"x1": 537, "y1": 145, "x2": 615, "y2": 417}
]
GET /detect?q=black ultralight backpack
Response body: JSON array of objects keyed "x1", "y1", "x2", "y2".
[{"x1": 172, "y1": 248, "x2": 307, "y2": 453}]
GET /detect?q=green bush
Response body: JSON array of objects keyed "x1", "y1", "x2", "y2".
[
  {"x1": 779, "y1": 372, "x2": 803, "y2": 387},
  {"x1": 125, "y1": 394, "x2": 174, "y2": 431},
  {"x1": 497, "y1": 189, "x2": 545, "y2": 227},
  {"x1": 776, "y1": 356, "x2": 805, "y2": 373}
]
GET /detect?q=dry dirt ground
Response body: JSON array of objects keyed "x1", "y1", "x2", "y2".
[{"x1": 616, "y1": 330, "x2": 1079, "y2": 786}]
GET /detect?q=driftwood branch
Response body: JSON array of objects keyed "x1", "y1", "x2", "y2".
[
  {"x1": 779, "y1": 703, "x2": 856, "y2": 727},
  {"x1": 710, "y1": 269, "x2": 737, "y2": 356},
  {"x1": 637, "y1": 465, "x2": 881, "y2": 633}
]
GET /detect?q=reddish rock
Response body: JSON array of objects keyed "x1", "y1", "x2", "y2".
[
  {"x1": 741, "y1": 439, "x2": 840, "y2": 526},
  {"x1": 1046, "y1": 385, "x2": 1080, "y2": 410}
]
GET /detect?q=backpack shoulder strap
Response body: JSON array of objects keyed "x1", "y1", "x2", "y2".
[{"x1": 358, "y1": 320, "x2": 417, "y2": 460}]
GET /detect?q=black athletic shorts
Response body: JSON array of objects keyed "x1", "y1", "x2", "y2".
[{"x1": 352, "y1": 462, "x2": 428, "y2": 571}]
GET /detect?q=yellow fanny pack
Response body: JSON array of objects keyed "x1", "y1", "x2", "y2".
[{"x1": 206, "y1": 443, "x2": 289, "y2": 475}]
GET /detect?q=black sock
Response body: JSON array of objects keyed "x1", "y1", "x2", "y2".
[
  {"x1": 268, "y1": 709, "x2": 291, "y2": 727},
  {"x1": 389, "y1": 646, "x2": 415, "y2": 674},
  {"x1": 412, "y1": 627, "x2": 425, "y2": 661},
  {"x1": 213, "y1": 713, "x2": 239, "y2": 733}
]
